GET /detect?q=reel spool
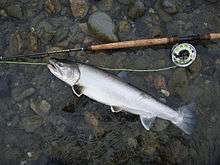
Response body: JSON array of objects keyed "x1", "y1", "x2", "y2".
[{"x1": 171, "y1": 43, "x2": 197, "y2": 67}]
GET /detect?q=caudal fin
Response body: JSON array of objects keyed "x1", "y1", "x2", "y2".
[{"x1": 175, "y1": 104, "x2": 196, "y2": 135}]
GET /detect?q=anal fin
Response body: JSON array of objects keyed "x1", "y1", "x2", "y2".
[
  {"x1": 140, "y1": 115, "x2": 156, "y2": 130},
  {"x1": 111, "y1": 106, "x2": 123, "y2": 113},
  {"x1": 72, "y1": 85, "x2": 84, "y2": 97}
]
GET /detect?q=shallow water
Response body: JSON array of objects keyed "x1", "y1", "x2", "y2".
[{"x1": 0, "y1": 0, "x2": 220, "y2": 164}]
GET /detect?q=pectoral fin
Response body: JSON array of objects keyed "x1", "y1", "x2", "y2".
[
  {"x1": 111, "y1": 106, "x2": 123, "y2": 113},
  {"x1": 72, "y1": 85, "x2": 84, "y2": 97},
  {"x1": 140, "y1": 115, "x2": 156, "y2": 130}
]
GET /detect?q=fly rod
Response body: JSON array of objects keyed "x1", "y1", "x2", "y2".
[{"x1": 0, "y1": 33, "x2": 220, "y2": 60}]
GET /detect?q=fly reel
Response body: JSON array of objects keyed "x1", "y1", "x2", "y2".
[{"x1": 171, "y1": 43, "x2": 197, "y2": 67}]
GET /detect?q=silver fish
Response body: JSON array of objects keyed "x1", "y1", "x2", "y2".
[{"x1": 47, "y1": 59, "x2": 195, "y2": 135}]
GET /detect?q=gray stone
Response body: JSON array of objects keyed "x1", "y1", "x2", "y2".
[
  {"x1": 12, "y1": 87, "x2": 35, "y2": 102},
  {"x1": 0, "y1": 9, "x2": 7, "y2": 17},
  {"x1": 30, "y1": 99, "x2": 51, "y2": 117},
  {"x1": 9, "y1": 31, "x2": 23, "y2": 55},
  {"x1": 97, "y1": 0, "x2": 114, "y2": 12},
  {"x1": 117, "y1": 20, "x2": 134, "y2": 40},
  {"x1": 128, "y1": 0, "x2": 145, "y2": 19},
  {"x1": 48, "y1": 114, "x2": 68, "y2": 133},
  {"x1": 169, "y1": 68, "x2": 189, "y2": 102},
  {"x1": 153, "y1": 118, "x2": 169, "y2": 132},
  {"x1": 19, "y1": 115, "x2": 44, "y2": 133},
  {"x1": 55, "y1": 26, "x2": 69, "y2": 42},
  {"x1": 6, "y1": 4, "x2": 23, "y2": 19},
  {"x1": 127, "y1": 137, "x2": 138, "y2": 148},
  {"x1": 69, "y1": 0, "x2": 89, "y2": 18},
  {"x1": 88, "y1": 11, "x2": 118, "y2": 42},
  {"x1": 187, "y1": 57, "x2": 202, "y2": 79},
  {"x1": 168, "y1": 140, "x2": 189, "y2": 163},
  {"x1": 35, "y1": 21, "x2": 56, "y2": 44},
  {"x1": 45, "y1": 0, "x2": 61, "y2": 14},
  {"x1": 162, "y1": 0, "x2": 179, "y2": 15}
]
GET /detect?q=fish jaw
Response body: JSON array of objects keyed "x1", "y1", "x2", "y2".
[
  {"x1": 47, "y1": 59, "x2": 80, "y2": 86},
  {"x1": 47, "y1": 59, "x2": 63, "y2": 78}
]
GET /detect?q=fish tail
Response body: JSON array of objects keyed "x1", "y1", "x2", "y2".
[{"x1": 174, "y1": 103, "x2": 196, "y2": 135}]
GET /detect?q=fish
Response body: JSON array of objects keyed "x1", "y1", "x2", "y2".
[{"x1": 47, "y1": 59, "x2": 195, "y2": 135}]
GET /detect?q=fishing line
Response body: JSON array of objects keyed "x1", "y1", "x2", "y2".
[
  {"x1": 0, "y1": 61, "x2": 47, "y2": 65},
  {"x1": 0, "y1": 60, "x2": 177, "y2": 72}
]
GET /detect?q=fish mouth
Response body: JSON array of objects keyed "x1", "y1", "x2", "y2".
[
  {"x1": 47, "y1": 59, "x2": 63, "y2": 76},
  {"x1": 48, "y1": 59, "x2": 57, "y2": 70}
]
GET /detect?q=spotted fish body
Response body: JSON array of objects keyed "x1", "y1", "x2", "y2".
[{"x1": 48, "y1": 59, "x2": 195, "y2": 134}]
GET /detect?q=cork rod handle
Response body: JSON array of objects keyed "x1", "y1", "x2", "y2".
[
  {"x1": 88, "y1": 33, "x2": 220, "y2": 51},
  {"x1": 209, "y1": 33, "x2": 220, "y2": 40},
  {"x1": 89, "y1": 37, "x2": 177, "y2": 51}
]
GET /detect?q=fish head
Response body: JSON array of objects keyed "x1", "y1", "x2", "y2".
[{"x1": 47, "y1": 59, "x2": 80, "y2": 86}]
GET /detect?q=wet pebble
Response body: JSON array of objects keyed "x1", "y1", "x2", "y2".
[
  {"x1": 127, "y1": 137, "x2": 138, "y2": 148},
  {"x1": 48, "y1": 114, "x2": 68, "y2": 133},
  {"x1": 153, "y1": 119, "x2": 169, "y2": 132},
  {"x1": 168, "y1": 140, "x2": 188, "y2": 163},
  {"x1": 28, "y1": 31, "x2": 38, "y2": 52},
  {"x1": 9, "y1": 31, "x2": 23, "y2": 54},
  {"x1": 45, "y1": 0, "x2": 61, "y2": 14},
  {"x1": 84, "y1": 111, "x2": 99, "y2": 128},
  {"x1": 160, "y1": 89, "x2": 170, "y2": 97},
  {"x1": 117, "y1": 20, "x2": 133, "y2": 40},
  {"x1": 161, "y1": 0, "x2": 179, "y2": 15},
  {"x1": 84, "y1": 111, "x2": 105, "y2": 137},
  {"x1": 187, "y1": 57, "x2": 202, "y2": 79},
  {"x1": 69, "y1": 0, "x2": 89, "y2": 19},
  {"x1": 153, "y1": 75, "x2": 167, "y2": 90},
  {"x1": 141, "y1": 133, "x2": 159, "y2": 155},
  {"x1": 55, "y1": 26, "x2": 69, "y2": 42},
  {"x1": 169, "y1": 68, "x2": 189, "y2": 102},
  {"x1": 12, "y1": 87, "x2": 36, "y2": 102},
  {"x1": 34, "y1": 21, "x2": 56, "y2": 44},
  {"x1": 128, "y1": 0, "x2": 145, "y2": 19},
  {"x1": 145, "y1": 14, "x2": 162, "y2": 37},
  {"x1": 5, "y1": 4, "x2": 23, "y2": 19},
  {"x1": 79, "y1": 23, "x2": 89, "y2": 34},
  {"x1": 30, "y1": 99, "x2": 51, "y2": 117},
  {"x1": 0, "y1": 77, "x2": 10, "y2": 98},
  {"x1": 118, "y1": 20, "x2": 130, "y2": 34},
  {"x1": 88, "y1": 11, "x2": 118, "y2": 42},
  {"x1": 97, "y1": 0, "x2": 113, "y2": 11},
  {"x1": 0, "y1": 9, "x2": 7, "y2": 17},
  {"x1": 19, "y1": 115, "x2": 44, "y2": 133},
  {"x1": 215, "y1": 59, "x2": 220, "y2": 65}
]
